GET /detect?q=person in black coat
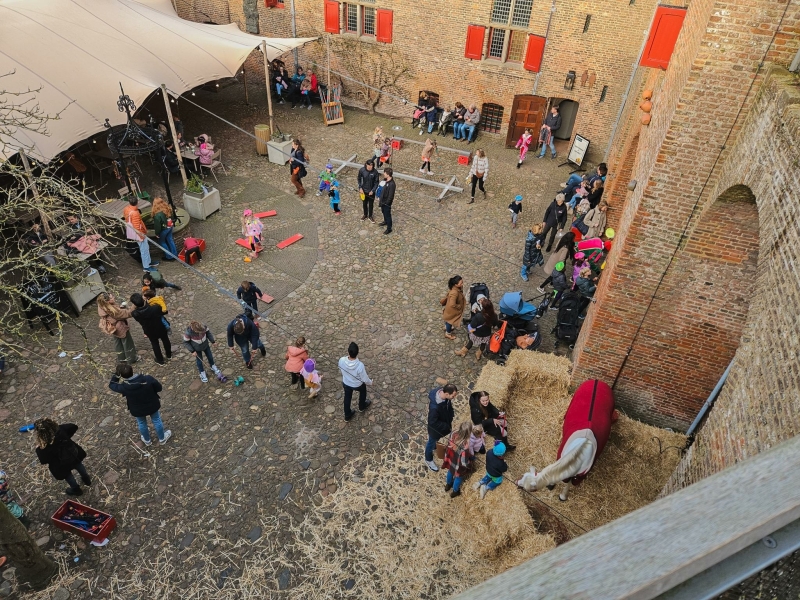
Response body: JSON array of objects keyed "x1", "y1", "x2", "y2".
[
  {"x1": 541, "y1": 193, "x2": 568, "y2": 252},
  {"x1": 469, "y1": 391, "x2": 516, "y2": 450},
  {"x1": 109, "y1": 363, "x2": 172, "y2": 446},
  {"x1": 34, "y1": 418, "x2": 91, "y2": 496},
  {"x1": 425, "y1": 383, "x2": 458, "y2": 471},
  {"x1": 130, "y1": 293, "x2": 172, "y2": 365},
  {"x1": 357, "y1": 159, "x2": 380, "y2": 223},
  {"x1": 537, "y1": 105, "x2": 562, "y2": 159},
  {"x1": 236, "y1": 281, "x2": 263, "y2": 320},
  {"x1": 377, "y1": 168, "x2": 396, "y2": 234},
  {"x1": 226, "y1": 313, "x2": 265, "y2": 369}
]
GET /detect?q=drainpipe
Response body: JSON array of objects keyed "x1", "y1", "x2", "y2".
[
  {"x1": 290, "y1": 0, "x2": 299, "y2": 68},
  {"x1": 532, "y1": 0, "x2": 557, "y2": 96},
  {"x1": 603, "y1": 15, "x2": 655, "y2": 161},
  {"x1": 790, "y1": 46, "x2": 800, "y2": 71},
  {"x1": 684, "y1": 359, "x2": 734, "y2": 448}
]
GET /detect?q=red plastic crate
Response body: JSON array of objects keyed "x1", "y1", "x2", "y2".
[
  {"x1": 51, "y1": 500, "x2": 117, "y2": 542},
  {"x1": 391, "y1": 139, "x2": 402, "y2": 150},
  {"x1": 179, "y1": 238, "x2": 206, "y2": 264},
  {"x1": 457, "y1": 154, "x2": 470, "y2": 165}
]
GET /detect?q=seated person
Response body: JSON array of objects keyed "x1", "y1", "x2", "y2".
[
  {"x1": 25, "y1": 222, "x2": 57, "y2": 267},
  {"x1": 274, "y1": 71, "x2": 289, "y2": 104},
  {"x1": 469, "y1": 391, "x2": 516, "y2": 450},
  {"x1": 192, "y1": 134, "x2": 214, "y2": 150},
  {"x1": 299, "y1": 77, "x2": 313, "y2": 109},
  {"x1": 161, "y1": 141, "x2": 181, "y2": 174},
  {"x1": 194, "y1": 136, "x2": 214, "y2": 166},
  {"x1": 561, "y1": 163, "x2": 608, "y2": 198},
  {"x1": 182, "y1": 236, "x2": 203, "y2": 263}
]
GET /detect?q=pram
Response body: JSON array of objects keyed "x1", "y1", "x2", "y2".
[
  {"x1": 498, "y1": 291, "x2": 537, "y2": 330},
  {"x1": 490, "y1": 320, "x2": 542, "y2": 365},
  {"x1": 463, "y1": 282, "x2": 490, "y2": 325},
  {"x1": 551, "y1": 291, "x2": 583, "y2": 349}
]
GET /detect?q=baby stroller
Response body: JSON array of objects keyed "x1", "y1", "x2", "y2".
[
  {"x1": 552, "y1": 291, "x2": 583, "y2": 349},
  {"x1": 498, "y1": 291, "x2": 537, "y2": 331},
  {"x1": 463, "y1": 282, "x2": 490, "y2": 325},
  {"x1": 489, "y1": 320, "x2": 542, "y2": 366}
]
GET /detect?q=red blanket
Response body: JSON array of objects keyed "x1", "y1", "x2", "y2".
[{"x1": 557, "y1": 380, "x2": 615, "y2": 477}]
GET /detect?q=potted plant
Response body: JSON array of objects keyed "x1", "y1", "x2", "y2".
[{"x1": 184, "y1": 173, "x2": 206, "y2": 199}]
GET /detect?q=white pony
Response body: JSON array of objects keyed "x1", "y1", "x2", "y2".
[{"x1": 517, "y1": 379, "x2": 617, "y2": 502}]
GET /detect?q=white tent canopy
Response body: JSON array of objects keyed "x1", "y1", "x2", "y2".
[{"x1": 0, "y1": 0, "x2": 315, "y2": 161}]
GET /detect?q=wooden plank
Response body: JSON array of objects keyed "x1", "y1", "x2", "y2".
[
  {"x1": 327, "y1": 158, "x2": 464, "y2": 193},
  {"x1": 254, "y1": 210, "x2": 276, "y2": 218},
  {"x1": 392, "y1": 136, "x2": 472, "y2": 156},
  {"x1": 235, "y1": 239, "x2": 252, "y2": 250},
  {"x1": 438, "y1": 176, "x2": 458, "y2": 202},
  {"x1": 257, "y1": 293, "x2": 274, "y2": 304},
  {"x1": 452, "y1": 434, "x2": 800, "y2": 600},
  {"x1": 276, "y1": 233, "x2": 303, "y2": 249}
]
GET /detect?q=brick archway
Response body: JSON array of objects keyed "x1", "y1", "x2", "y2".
[{"x1": 572, "y1": 184, "x2": 759, "y2": 430}]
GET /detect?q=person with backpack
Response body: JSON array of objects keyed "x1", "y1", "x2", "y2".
[
  {"x1": 226, "y1": 313, "x2": 265, "y2": 369},
  {"x1": 97, "y1": 292, "x2": 138, "y2": 365},
  {"x1": 34, "y1": 418, "x2": 91, "y2": 496},
  {"x1": 109, "y1": 363, "x2": 172, "y2": 446},
  {"x1": 130, "y1": 293, "x2": 172, "y2": 365},
  {"x1": 425, "y1": 383, "x2": 457, "y2": 472}
]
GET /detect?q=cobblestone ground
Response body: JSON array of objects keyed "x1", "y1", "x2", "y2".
[{"x1": 0, "y1": 85, "x2": 591, "y2": 598}]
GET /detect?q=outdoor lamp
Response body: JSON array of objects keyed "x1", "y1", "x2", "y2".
[
  {"x1": 564, "y1": 71, "x2": 576, "y2": 91},
  {"x1": 627, "y1": 180, "x2": 637, "y2": 191}
]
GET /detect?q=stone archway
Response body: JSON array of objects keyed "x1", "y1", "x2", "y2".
[{"x1": 574, "y1": 185, "x2": 759, "y2": 430}]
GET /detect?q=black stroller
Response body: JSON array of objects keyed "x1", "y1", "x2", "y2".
[
  {"x1": 463, "y1": 282, "x2": 490, "y2": 325},
  {"x1": 552, "y1": 291, "x2": 583, "y2": 349}
]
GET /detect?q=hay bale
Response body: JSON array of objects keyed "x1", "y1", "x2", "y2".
[{"x1": 473, "y1": 361, "x2": 512, "y2": 409}]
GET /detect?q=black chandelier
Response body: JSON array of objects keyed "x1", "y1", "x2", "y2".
[{"x1": 105, "y1": 84, "x2": 179, "y2": 221}]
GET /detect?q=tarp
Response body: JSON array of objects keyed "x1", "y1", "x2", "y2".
[{"x1": 0, "y1": 0, "x2": 316, "y2": 161}]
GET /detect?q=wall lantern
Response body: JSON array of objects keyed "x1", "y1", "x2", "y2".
[
  {"x1": 627, "y1": 180, "x2": 638, "y2": 191},
  {"x1": 564, "y1": 71, "x2": 576, "y2": 91}
]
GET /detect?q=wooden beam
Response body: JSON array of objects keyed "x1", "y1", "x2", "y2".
[
  {"x1": 160, "y1": 84, "x2": 187, "y2": 187},
  {"x1": 392, "y1": 136, "x2": 471, "y2": 156},
  {"x1": 438, "y1": 176, "x2": 458, "y2": 202},
  {"x1": 327, "y1": 157, "x2": 463, "y2": 193},
  {"x1": 452, "y1": 434, "x2": 800, "y2": 600}
]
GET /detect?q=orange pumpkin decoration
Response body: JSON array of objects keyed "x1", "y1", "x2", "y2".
[
  {"x1": 639, "y1": 100, "x2": 653, "y2": 113},
  {"x1": 641, "y1": 114, "x2": 652, "y2": 125},
  {"x1": 643, "y1": 89, "x2": 653, "y2": 100}
]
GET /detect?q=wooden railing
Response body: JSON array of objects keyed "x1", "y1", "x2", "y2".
[{"x1": 452, "y1": 435, "x2": 800, "y2": 599}]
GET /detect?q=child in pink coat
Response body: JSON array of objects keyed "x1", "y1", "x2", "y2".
[
  {"x1": 284, "y1": 336, "x2": 309, "y2": 389},
  {"x1": 515, "y1": 128, "x2": 533, "y2": 168}
]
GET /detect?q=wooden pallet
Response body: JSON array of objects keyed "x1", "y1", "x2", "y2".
[{"x1": 321, "y1": 86, "x2": 344, "y2": 126}]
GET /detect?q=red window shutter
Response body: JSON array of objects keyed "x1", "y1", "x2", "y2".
[
  {"x1": 640, "y1": 6, "x2": 687, "y2": 69},
  {"x1": 523, "y1": 34, "x2": 546, "y2": 72},
  {"x1": 464, "y1": 25, "x2": 486, "y2": 60},
  {"x1": 265, "y1": 0, "x2": 278, "y2": 7},
  {"x1": 376, "y1": 9, "x2": 393, "y2": 43},
  {"x1": 324, "y1": 0, "x2": 340, "y2": 34}
]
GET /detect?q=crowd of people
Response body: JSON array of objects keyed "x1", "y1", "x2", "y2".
[{"x1": 272, "y1": 59, "x2": 324, "y2": 110}]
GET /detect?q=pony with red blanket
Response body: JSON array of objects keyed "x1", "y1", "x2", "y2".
[{"x1": 517, "y1": 379, "x2": 618, "y2": 501}]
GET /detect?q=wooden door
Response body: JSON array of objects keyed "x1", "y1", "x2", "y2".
[{"x1": 505, "y1": 95, "x2": 546, "y2": 148}]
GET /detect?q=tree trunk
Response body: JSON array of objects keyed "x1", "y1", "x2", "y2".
[{"x1": 0, "y1": 502, "x2": 57, "y2": 590}]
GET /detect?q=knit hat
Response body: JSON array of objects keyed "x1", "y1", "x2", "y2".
[
  {"x1": 574, "y1": 252, "x2": 585, "y2": 260},
  {"x1": 515, "y1": 195, "x2": 523, "y2": 203},
  {"x1": 555, "y1": 193, "x2": 566, "y2": 202},
  {"x1": 243, "y1": 209, "x2": 252, "y2": 217},
  {"x1": 326, "y1": 163, "x2": 333, "y2": 169},
  {"x1": 555, "y1": 261, "x2": 565, "y2": 271},
  {"x1": 605, "y1": 228, "x2": 615, "y2": 239},
  {"x1": 303, "y1": 359, "x2": 315, "y2": 372},
  {"x1": 493, "y1": 442, "x2": 506, "y2": 456},
  {"x1": 604, "y1": 241, "x2": 613, "y2": 251}
]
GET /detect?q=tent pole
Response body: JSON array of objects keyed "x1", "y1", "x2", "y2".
[
  {"x1": 243, "y1": 68, "x2": 249, "y2": 105},
  {"x1": 261, "y1": 41, "x2": 275, "y2": 138},
  {"x1": 290, "y1": 0, "x2": 299, "y2": 68},
  {"x1": 160, "y1": 84, "x2": 188, "y2": 187},
  {"x1": 326, "y1": 33, "x2": 331, "y2": 91}
]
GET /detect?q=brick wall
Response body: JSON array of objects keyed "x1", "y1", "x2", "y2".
[
  {"x1": 176, "y1": 0, "x2": 664, "y2": 162},
  {"x1": 570, "y1": 0, "x2": 800, "y2": 429}
]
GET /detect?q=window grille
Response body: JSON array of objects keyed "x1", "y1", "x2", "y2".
[
  {"x1": 488, "y1": 29, "x2": 506, "y2": 59},
  {"x1": 363, "y1": 6, "x2": 375, "y2": 36},
  {"x1": 480, "y1": 103, "x2": 504, "y2": 134},
  {"x1": 345, "y1": 4, "x2": 358, "y2": 32},
  {"x1": 507, "y1": 30, "x2": 526, "y2": 62},
  {"x1": 490, "y1": 0, "x2": 512, "y2": 24},
  {"x1": 511, "y1": 0, "x2": 534, "y2": 27}
]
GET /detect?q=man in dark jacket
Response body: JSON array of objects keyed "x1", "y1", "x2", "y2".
[
  {"x1": 236, "y1": 281, "x2": 263, "y2": 321},
  {"x1": 226, "y1": 313, "x2": 265, "y2": 369},
  {"x1": 109, "y1": 363, "x2": 171, "y2": 446},
  {"x1": 425, "y1": 383, "x2": 457, "y2": 471},
  {"x1": 377, "y1": 167, "x2": 396, "y2": 235},
  {"x1": 357, "y1": 159, "x2": 380, "y2": 223},
  {"x1": 130, "y1": 293, "x2": 172, "y2": 365},
  {"x1": 541, "y1": 193, "x2": 568, "y2": 252},
  {"x1": 538, "y1": 105, "x2": 562, "y2": 159}
]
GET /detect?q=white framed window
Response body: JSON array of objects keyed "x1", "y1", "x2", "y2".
[
  {"x1": 362, "y1": 6, "x2": 375, "y2": 37},
  {"x1": 486, "y1": 0, "x2": 534, "y2": 63},
  {"x1": 342, "y1": 3, "x2": 378, "y2": 37}
]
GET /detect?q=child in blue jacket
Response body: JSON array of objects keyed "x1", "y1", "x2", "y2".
[{"x1": 329, "y1": 181, "x2": 341, "y2": 215}]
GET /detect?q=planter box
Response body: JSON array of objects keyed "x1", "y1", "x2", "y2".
[
  {"x1": 183, "y1": 188, "x2": 221, "y2": 221},
  {"x1": 267, "y1": 138, "x2": 293, "y2": 165}
]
